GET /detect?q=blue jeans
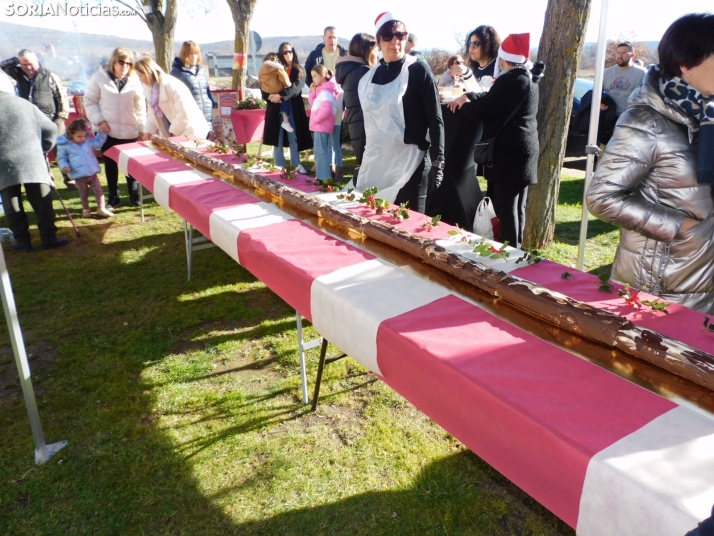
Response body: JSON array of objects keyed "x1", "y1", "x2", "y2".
[
  {"x1": 313, "y1": 132, "x2": 332, "y2": 180},
  {"x1": 328, "y1": 123, "x2": 343, "y2": 167},
  {"x1": 273, "y1": 107, "x2": 300, "y2": 167}
]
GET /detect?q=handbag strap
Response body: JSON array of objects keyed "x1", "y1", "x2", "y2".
[{"x1": 490, "y1": 81, "x2": 531, "y2": 139}]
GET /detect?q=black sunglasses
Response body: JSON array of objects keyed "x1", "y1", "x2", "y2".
[
  {"x1": 469, "y1": 40, "x2": 481, "y2": 49},
  {"x1": 117, "y1": 59, "x2": 133, "y2": 67},
  {"x1": 282, "y1": 49, "x2": 294, "y2": 54},
  {"x1": 382, "y1": 31, "x2": 408, "y2": 42}
]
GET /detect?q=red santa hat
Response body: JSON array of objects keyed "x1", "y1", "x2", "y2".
[
  {"x1": 375, "y1": 12, "x2": 397, "y2": 35},
  {"x1": 498, "y1": 33, "x2": 531, "y2": 65}
]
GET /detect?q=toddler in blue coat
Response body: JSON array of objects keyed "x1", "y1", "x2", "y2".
[{"x1": 57, "y1": 119, "x2": 112, "y2": 218}]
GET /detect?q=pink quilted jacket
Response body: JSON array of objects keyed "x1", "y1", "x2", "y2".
[{"x1": 308, "y1": 77, "x2": 339, "y2": 134}]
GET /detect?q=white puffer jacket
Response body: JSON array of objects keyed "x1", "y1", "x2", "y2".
[
  {"x1": 84, "y1": 69, "x2": 146, "y2": 140},
  {"x1": 143, "y1": 75, "x2": 209, "y2": 139}
]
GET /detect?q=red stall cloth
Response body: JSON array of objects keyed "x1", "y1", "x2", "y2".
[
  {"x1": 230, "y1": 109, "x2": 265, "y2": 145},
  {"x1": 105, "y1": 139, "x2": 714, "y2": 536}
]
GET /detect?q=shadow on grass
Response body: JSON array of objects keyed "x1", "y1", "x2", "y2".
[
  {"x1": 554, "y1": 219, "x2": 618, "y2": 245},
  {"x1": 232, "y1": 450, "x2": 574, "y2": 536},
  {"x1": 0, "y1": 222, "x2": 293, "y2": 534}
]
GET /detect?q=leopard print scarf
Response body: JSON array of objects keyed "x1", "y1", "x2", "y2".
[{"x1": 660, "y1": 73, "x2": 714, "y2": 184}]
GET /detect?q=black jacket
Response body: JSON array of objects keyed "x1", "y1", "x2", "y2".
[
  {"x1": 261, "y1": 65, "x2": 312, "y2": 151},
  {"x1": 335, "y1": 55, "x2": 370, "y2": 165},
  {"x1": 370, "y1": 57, "x2": 444, "y2": 164},
  {"x1": 571, "y1": 89, "x2": 617, "y2": 145},
  {"x1": 304, "y1": 43, "x2": 346, "y2": 86},
  {"x1": 462, "y1": 66, "x2": 540, "y2": 185},
  {"x1": 1, "y1": 57, "x2": 68, "y2": 122},
  {"x1": 170, "y1": 57, "x2": 214, "y2": 123}
]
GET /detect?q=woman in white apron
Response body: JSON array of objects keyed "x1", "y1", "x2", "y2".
[{"x1": 356, "y1": 13, "x2": 445, "y2": 214}]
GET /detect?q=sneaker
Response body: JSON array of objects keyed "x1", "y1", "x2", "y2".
[
  {"x1": 296, "y1": 165, "x2": 308, "y2": 175},
  {"x1": 281, "y1": 121, "x2": 294, "y2": 133},
  {"x1": 107, "y1": 196, "x2": 122, "y2": 209},
  {"x1": 10, "y1": 242, "x2": 32, "y2": 252},
  {"x1": 129, "y1": 197, "x2": 140, "y2": 207},
  {"x1": 64, "y1": 179, "x2": 78, "y2": 190},
  {"x1": 96, "y1": 207, "x2": 113, "y2": 218},
  {"x1": 40, "y1": 238, "x2": 69, "y2": 250},
  {"x1": 82, "y1": 209, "x2": 92, "y2": 217}
]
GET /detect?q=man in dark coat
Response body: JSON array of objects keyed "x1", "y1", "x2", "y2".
[
  {"x1": 2, "y1": 49, "x2": 74, "y2": 188},
  {"x1": 0, "y1": 90, "x2": 68, "y2": 251},
  {"x1": 304, "y1": 26, "x2": 347, "y2": 86}
]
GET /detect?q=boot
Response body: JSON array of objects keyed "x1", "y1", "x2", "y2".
[
  {"x1": 334, "y1": 166, "x2": 344, "y2": 183},
  {"x1": 97, "y1": 195, "x2": 113, "y2": 217}
]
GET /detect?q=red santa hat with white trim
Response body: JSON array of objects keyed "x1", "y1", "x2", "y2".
[
  {"x1": 375, "y1": 12, "x2": 397, "y2": 35},
  {"x1": 497, "y1": 33, "x2": 533, "y2": 68}
]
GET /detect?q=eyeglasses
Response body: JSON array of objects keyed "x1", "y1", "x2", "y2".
[
  {"x1": 117, "y1": 59, "x2": 133, "y2": 67},
  {"x1": 454, "y1": 60, "x2": 464, "y2": 64},
  {"x1": 282, "y1": 49, "x2": 293, "y2": 54},
  {"x1": 382, "y1": 31, "x2": 408, "y2": 42},
  {"x1": 469, "y1": 40, "x2": 481, "y2": 49}
]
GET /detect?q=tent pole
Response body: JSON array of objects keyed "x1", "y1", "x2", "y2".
[
  {"x1": 0, "y1": 245, "x2": 67, "y2": 464},
  {"x1": 576, "y1": 0, "x2": 611, "y2": 271}
]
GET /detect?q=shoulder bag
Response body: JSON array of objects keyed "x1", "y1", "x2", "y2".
[{"x1": 473, "y1": 84, "x2": 531, "y2": 167}]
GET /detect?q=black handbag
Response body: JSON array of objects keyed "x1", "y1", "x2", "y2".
[{"x1": 473, "y1": 86, "x2": 531, "y2": 167}]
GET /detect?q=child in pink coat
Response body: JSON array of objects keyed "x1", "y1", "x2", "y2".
[{"x1": 308, "y1": 65, "x2": 341, "y2": 180}]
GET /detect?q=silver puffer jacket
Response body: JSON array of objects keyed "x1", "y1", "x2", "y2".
[{"x1": 587, "y1": 66, "x2": 714, "y2": 313}]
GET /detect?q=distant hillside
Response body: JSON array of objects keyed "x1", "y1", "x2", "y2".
[{"x1": 0, "y1": 21, "x2": 348, "y2": 80}]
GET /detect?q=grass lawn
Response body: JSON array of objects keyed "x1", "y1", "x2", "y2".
[{"x1": 0, "y1": 152, "x2": 614, "y2": 535}]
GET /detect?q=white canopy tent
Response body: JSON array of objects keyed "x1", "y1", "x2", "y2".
[{"x1": 576, "y1": 0, "x2": 610, "y2": 270}]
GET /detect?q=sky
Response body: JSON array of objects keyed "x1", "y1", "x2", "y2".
[{"x1": 1, "y1": 0, "x2": 713, "y2": 51}]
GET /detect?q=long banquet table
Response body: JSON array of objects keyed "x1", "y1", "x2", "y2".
[{"x1": 107, "y1": 138, "x2": 714, "y2": 536}]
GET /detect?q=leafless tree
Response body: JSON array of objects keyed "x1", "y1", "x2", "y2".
[
  {"x1": 111, "y1": 0, "x2": 178, "y2": 71},
  {"x1": 422, "y1": 49, "x2": 452, "y2": 78}
]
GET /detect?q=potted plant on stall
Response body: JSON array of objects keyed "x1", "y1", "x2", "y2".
[{"x1": 231, "y1": 97, "x2": 267, "y2": 147}]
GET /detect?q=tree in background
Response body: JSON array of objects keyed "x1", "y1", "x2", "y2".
[
  {"x1": 422, "y1": 49, "x2": 451, "y2": 78},
  {"x1": 226, "y1": 0, "x2": 257, "y2": 94},
  {"x1": 113, "y1": 0, "x2": 178, "y2": 71},
  {"x1": 523, "y1": 0, "x2": 592, "y2": 250}
]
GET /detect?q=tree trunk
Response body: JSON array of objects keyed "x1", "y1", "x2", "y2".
[
  {"x1": 226, "y1": 0, "x2": 257, "y2": 95},
  {"x1": 144, "y1": 0, "x2": 178, "y2": 72},
  {"x1": 523, "y1": 0, "x2": 592, "y2": 250}
]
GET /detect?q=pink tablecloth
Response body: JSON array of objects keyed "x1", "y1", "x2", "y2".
[{"x1": 105, "y1": 139, "x2": 714, "y2": 536}]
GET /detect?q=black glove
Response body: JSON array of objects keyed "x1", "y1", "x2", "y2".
[{"x1": 428, "y1": 164, "x2": 443, "y2": 194}]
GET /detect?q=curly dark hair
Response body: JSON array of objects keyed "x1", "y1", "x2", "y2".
[
  {"x1": 658, "y1": 13, "x2": 714, "y2": 78},
  {"x1": 465, "y1": 25, "x2": 501, "y2": 70}
]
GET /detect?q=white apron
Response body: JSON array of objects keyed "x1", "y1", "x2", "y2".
[{"x1": 357, "y1": 55, "x2": 425, "y2": 203}]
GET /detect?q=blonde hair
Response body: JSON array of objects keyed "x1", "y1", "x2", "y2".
[
  {"x1": 179, "y1": 41, "x2": 202, "y2": 67},
  {"x1": 108, "y1": 47, "x2": 135, "y2": 76},
  {"x1": 311, "y1": 64, "x2": 333, "y2": 80},
  {"x1": 134, "y1": 57, "x2": 164, "y2": 86}
]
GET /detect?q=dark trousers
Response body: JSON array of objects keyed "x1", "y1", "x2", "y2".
[
  {"x1": 101, "y1": 135, "x2": 138, "y2": 200},
  {"x1": 487, "y1": 181, "x2": 529, "y2": 248},
  {"x1": 395, "y1": 153, "x2": 431, "y2": 214},
  {"x1": 1, "y1": 183, "x2": 57, "y2": 246}
]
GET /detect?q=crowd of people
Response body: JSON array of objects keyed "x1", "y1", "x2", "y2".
[{"x1": 3, "y1": 12, "x2": 714, "y2": 316}]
